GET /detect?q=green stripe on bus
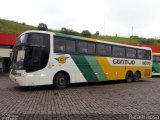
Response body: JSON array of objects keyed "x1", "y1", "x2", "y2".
[
  {"x1": 85, "y1": 56, "x2": 108, "y2": 81},
  {"x1": 152, "y1": 63, "x2": 160, "y2": 73},
  {"x1": 71, "y1": 55, "x2": 99, "y2": 82}
]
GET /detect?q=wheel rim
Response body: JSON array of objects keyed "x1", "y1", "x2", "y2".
[
  {"x1": 58, "y1": 76, "x2": 66, "y2": 86},
  {"x1": 126, "y1": 73, "x2": 132, "y2": 82}
]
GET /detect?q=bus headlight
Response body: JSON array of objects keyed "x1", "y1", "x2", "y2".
[
  {"x1": 40, "y1": 74, "x2": 47, "y2": 77},
  {"x1": 26, "y1": 74, "x2": 33, "y2": 77}
]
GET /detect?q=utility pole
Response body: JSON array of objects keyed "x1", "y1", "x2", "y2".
[
  {"x1": 131, "y1": 26, "x2": 133, "y2": 36},
  {"x1": 104, "y1": 0, "x2": 106, "y2": 35}
]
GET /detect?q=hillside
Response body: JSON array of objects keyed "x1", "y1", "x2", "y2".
[
  {"x1": 0, "y1": 19, "x2": 36, "y2": 34},
  {"x1": 92, "y1": 35, "x2": 141, "y2": 44},
  {"x1": 0, "y1": 18, "x2": 160, "y2": 45}
]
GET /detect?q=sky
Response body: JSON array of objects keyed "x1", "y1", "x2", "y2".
[{"x1": 0, "y1": 0, "x2": 160, "y2": 38}]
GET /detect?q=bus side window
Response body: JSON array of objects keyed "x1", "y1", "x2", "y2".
[
  {"x1": 147, "y1": 51, "x2": 151, "y2": 60},
  {"x1": 119, "y1": 47, "x2": 125, "y2": 57},
  {"x1": 153, "y1": 56, "x2": 156, "y2": 62},
  {"x1": 88, "y1": 42, "x2": 96, "y2": 55},
  {"x1": 78, "y1": 41, "x2": 88, "y2": 54},
  {"x1": 157, "y1": 56, "x2": 160, "y2": 62},
  {"x1": 126, "y1": 48, "x2": 136, "y2": 58},
  {"x1": 137, "y1": 50, "x2": 147, "y2": 59},
  {"x1": 106, "y1": 45, "x2": 111, "y2": 56},
  {"x1": 66, "y1": 39, "x2": 76, "y2": 53},
  {"x1": 113, "y1": 46, "x2": 125, "y2": 57},
  {"x1": 54, "y1": 37, "x2": 66, "y2": 52},
  {"x1": 97, "y1": 44, "x2": 107, "y2": 56}
]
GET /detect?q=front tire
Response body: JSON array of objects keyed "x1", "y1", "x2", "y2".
[
  {"x1": 54, "y1": 73, "x2": 68, "y2": 89},
  {"x1": 125, "y1": 72, "x2": 133, "y2": 83}
]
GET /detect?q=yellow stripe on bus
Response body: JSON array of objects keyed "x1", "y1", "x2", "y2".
[
  {"x1": 96, "y1": 57, "x2": 152, "y2": 80},
  {"x1": 96, "y1": 56, "x2": 120, "y2": 80}
]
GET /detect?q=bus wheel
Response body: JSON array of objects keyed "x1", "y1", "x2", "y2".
[
  {"x1": 125, "y1": 72, "x2": 133, "y2": 83},
  {"x1": 133, "y1": 72, "x2": 140, "y2": 82},
  {"x1": 54, "y1": 73, "x2": 68, "y2": 89}
]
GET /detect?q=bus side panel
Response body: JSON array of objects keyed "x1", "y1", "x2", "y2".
[
  {"x1": 71, "y1": 55, "x2": 99, "y2": 82},
  {"x1": 96, "y1": 56, "x2": 121, "y2": 80},
  {"x1": 52, "y1": 54, "x2": 87, "y2": 83},
  {"x1": 96, "y1": 57, "x2": 152, "y2": 80},
  {"x1": 152, "y1": 62, "x2": 160, "y2": 74}
]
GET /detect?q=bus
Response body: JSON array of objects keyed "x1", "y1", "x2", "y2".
[
  {"x1": 9, "y1": 30, "x2": 152, "y2": 89},
  {"x1": 152, "y1": 53, "x2": 160, "y2": 76}
]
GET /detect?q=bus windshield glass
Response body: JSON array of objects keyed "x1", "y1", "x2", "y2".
[
  {"x1": 15, "y1": 34, "x2": 28, "y2": 46},
  {"x1": 11, "y1": 33, "x2": 50, "y2": 73},
  {"x1": 11, "y1": 33, "x2": 28, "y2": 71}
]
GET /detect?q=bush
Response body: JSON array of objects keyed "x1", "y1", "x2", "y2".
[
  {"x1": 139, "y1": 39, "x2": 156, "y2": 45},
  {"x1": 157, "y1": 40, "x2": 160, "y2": 44},
  {"x1": 60, "y1": 27, "x2": 80, "y2": 36},
  {"x1": 130, "y1": 36, "x2": 139, "y2": 38},
  {"x1": 81, "y1": 30, "x2": 92, "y2": 37},
  {"x1": 22, "y1": 22, "x2": 26, "y2": 25},
  {"x1": 94, "y1": 31, "x2": 100, "y2": 36}
]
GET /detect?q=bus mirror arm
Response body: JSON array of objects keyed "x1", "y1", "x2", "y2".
[{"x1": 10, "y1": 51, "x2": 13, "y2": 59}]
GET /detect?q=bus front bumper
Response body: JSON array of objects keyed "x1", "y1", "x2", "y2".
[{"x1": 9, "y1": 73, "x2": 28, "y2": 86}]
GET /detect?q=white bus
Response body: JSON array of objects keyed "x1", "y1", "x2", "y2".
[{"x1": 10, "y1": 30, "x2": 152, "y2": 89}]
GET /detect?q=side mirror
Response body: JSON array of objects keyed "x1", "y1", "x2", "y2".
[{"x1": 10, "y1": 51, "x2": 13, "y2": 65}]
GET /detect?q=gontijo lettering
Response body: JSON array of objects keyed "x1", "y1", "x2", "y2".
[{"x1": 113, "y1": 59, "x2": 135, "y2": 65}]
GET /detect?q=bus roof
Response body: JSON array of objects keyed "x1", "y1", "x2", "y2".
[{"x1": 22, "y1": 30, "x2": 152, "y2": 51}]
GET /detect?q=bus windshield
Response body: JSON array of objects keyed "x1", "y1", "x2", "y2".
[
  {"x1": 10, "y1": 34, "x2": 28, "y2": 72},
  {"x1": 15, "y1": 34, "x2": 28, "y2": 46},
  {"x1": 11, "y1": 33, "x2": 50, "y2": 73}
]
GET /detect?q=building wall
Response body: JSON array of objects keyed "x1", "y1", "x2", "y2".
[
  {"x1": 0, "y1": 48, "x2": 12, "y2": 73},
  {"x1": 0, "y1": 48, "x2": 12, "y2": 57},
  {"x1": 0, "y1": 33, "x2": 18, "y2": 45}
]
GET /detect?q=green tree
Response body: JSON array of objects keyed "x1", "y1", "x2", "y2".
[
  {"x1": 94, "y1": 31, "x2": 99, "y2": 36},
  {"x1": 81, "y1": 30, "x2": 91, "y2": 37},
  {"x1": 37, "y1": 23, "x2": 48, "y2": 31}
]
